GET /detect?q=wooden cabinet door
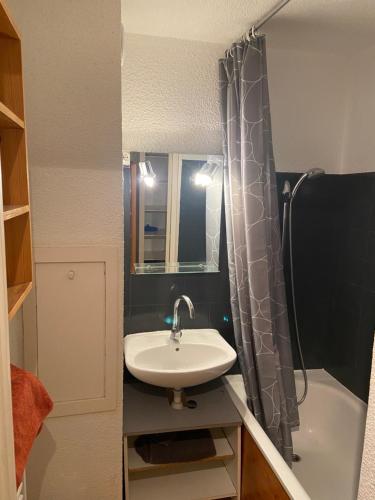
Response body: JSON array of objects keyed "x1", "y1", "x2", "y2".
[{"x1": 241, "y1": 427, "x2": 289, "y2": 499}]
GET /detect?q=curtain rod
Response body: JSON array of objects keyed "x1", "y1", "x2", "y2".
[{"x1": 250, "y1": 0, "x2": 291, "y2": 34}]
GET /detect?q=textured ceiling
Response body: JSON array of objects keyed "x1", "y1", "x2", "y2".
[{"x1": 122, "y1": 0, "x2": 375, "y2": 51}]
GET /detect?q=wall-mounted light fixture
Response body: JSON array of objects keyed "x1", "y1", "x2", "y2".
[
  {"x1": 139, "y1": 160, "x2": 156, "y2": 188},
  {"x1": 194, "y1": 158, "x2": 221, "y2": 187}
]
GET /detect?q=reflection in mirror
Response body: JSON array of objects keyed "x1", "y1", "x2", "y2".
[{"x1": 130, "y1": 153, "x2": 223, "y2": 274}]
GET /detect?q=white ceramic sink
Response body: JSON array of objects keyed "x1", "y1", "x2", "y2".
[{"x1": 124, "y1": 328, "x2": 237, "y2": 391}]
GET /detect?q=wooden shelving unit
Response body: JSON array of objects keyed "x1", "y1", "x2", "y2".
[
  {"x1": 0, "y1": 1, "x2": 32, "y2": 320},
  {"x1": 124, "y1": 382, "x2": 242, "y2": 500}
]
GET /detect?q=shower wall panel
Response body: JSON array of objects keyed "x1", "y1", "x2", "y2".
[{"x1": 277, "y1": 172, "x2": 375, "y2": 402}]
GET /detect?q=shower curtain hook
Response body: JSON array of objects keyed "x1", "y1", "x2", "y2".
[{"x1": 251, "y1": 25, "x2": 256, "y2": 39}]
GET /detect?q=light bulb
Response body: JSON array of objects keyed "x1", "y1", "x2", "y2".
[
  {"x1": 139, "y1": 160, "x2": 156, "y2": 187},
  {"x1": 144, "y1": 176, "x2": 155, "y2": 188},
  {"x1": 194, "y1": 173, "x2": 212, "y2": 187}
]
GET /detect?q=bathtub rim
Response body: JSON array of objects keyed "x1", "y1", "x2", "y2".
[
  {"x1": 224, "y1": 372, "x2": 311, "y2": 500},
  {"x1": 294, "y1": 369, "x2": 368, "y2": 412},
  {"x1": 224, "y1": 368, "x2": 368, "y2": 500}
]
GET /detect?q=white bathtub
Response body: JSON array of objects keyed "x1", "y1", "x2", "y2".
[
  {"x1": 293, "y1": 370, "x2": 367, "y2": 500},
  {"x1": 224, "y1": 369, "x2": 367, "y2": 500}
]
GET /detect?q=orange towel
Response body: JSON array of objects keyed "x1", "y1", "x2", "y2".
[{"x1": 11, "y1": 364, "x2": 53, "y2": 487}]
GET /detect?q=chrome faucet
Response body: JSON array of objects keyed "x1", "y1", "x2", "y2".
[{"x1": 170, "y1": 295, "x2": 195, "y2": 342}]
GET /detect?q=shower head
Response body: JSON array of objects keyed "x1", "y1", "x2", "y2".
[
  {"x1": 306, "y1": 168, "x2": 325, "y2": 179},
  {"x1": 291, "y1": 168, "x2": 325, "y2": 200}
]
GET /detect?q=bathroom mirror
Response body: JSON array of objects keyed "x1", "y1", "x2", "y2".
[{"x1": 128, "y1": 152, "x2": 224, "y2": 274}]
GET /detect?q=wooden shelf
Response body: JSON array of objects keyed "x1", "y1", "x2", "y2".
[
  {"x1": 129, "y1": 462, "x2": 237, "y2": 500},
  {"x1": 0, "y1": 101, "x2": 24, "y2": 129},
  {"x1": 0, "y1": 1, "x2": 20, "y2": 39},
  {"x1": 144, "y1": 232, "x2": 166, "y2": 239},
  {"x1": 0, "y1": 16, "x2": 32, "y2": 322},
  {"x1": 7, "y1": 282, "x2": 32, "y2": 320},
  {"x1": 3, "y1": 204, "x2": 29, "y2": 221},
  {"x1": 128, "y1": 428, "x2": 234, "y2": 474}
]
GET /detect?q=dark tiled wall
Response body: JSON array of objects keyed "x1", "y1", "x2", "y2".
[
  {"x1": 325, "y1": 174, "x2": 375, "y2": 401},
  {"x1": 276, "y1": 172, "x2": 338, "y2": 370},
  {"x1": 277, "y1": 172, "x2": 375, "y2": 402},
  {"x1": 125, "y1": 272, "x2": 234, "y2": 345}
]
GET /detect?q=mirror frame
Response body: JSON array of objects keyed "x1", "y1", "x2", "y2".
[{"x1": 129, "y1": 152, "x2": 224, "y2": 275}]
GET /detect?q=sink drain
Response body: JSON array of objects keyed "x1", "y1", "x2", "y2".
[{"x1": 292, "y1": 453, "x2": 301, "y2": 462}]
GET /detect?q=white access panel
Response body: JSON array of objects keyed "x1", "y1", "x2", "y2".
[
  {"x1": 24, "y1": 247, "x2": 119, "y2": 417},
  {"x1": 36, "y1": 261, "x2": 106, "y2": 402}
]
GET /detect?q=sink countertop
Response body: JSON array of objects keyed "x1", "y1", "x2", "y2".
[{"x1": 123, "y1": 379, "x2": 241, "y2": 436}]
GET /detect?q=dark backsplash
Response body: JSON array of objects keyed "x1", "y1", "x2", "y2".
[
  {"x1": 125, "y1": 272, "x2": 233, "y2": 344},
  {"x1": 124, "y1": 169, "x2": 375, "y2": 402},
  {"x1": 277, "y1": 172, "x2": 375, "y2": 402},
  {"x1": 324, "y1": 173, "x2": 375, "y2": 401}
]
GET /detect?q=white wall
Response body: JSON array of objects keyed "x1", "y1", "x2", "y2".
[
  {"x1": 123, "y1": 33, "x2": 225, "y2": 154},
  {"x1": 123, "y1": 33, "x2": 349, "y2": 174},
  {"x1": 7, "y1": 1, "x2": 123, "y2": 499},
  {"x1": 267, "y1": 48, "x2": 349, "y2": 174},
  {"x1": 341, "y1": 45, "x2": 375, "y2": 173},
  {"x1": 8, "y1": 311, "x2": 23, "y2": 367}
]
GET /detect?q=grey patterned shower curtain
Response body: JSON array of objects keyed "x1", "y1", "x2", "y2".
[{"x1": 219, "y1": 36, "x2": 299, "y2": 464}]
